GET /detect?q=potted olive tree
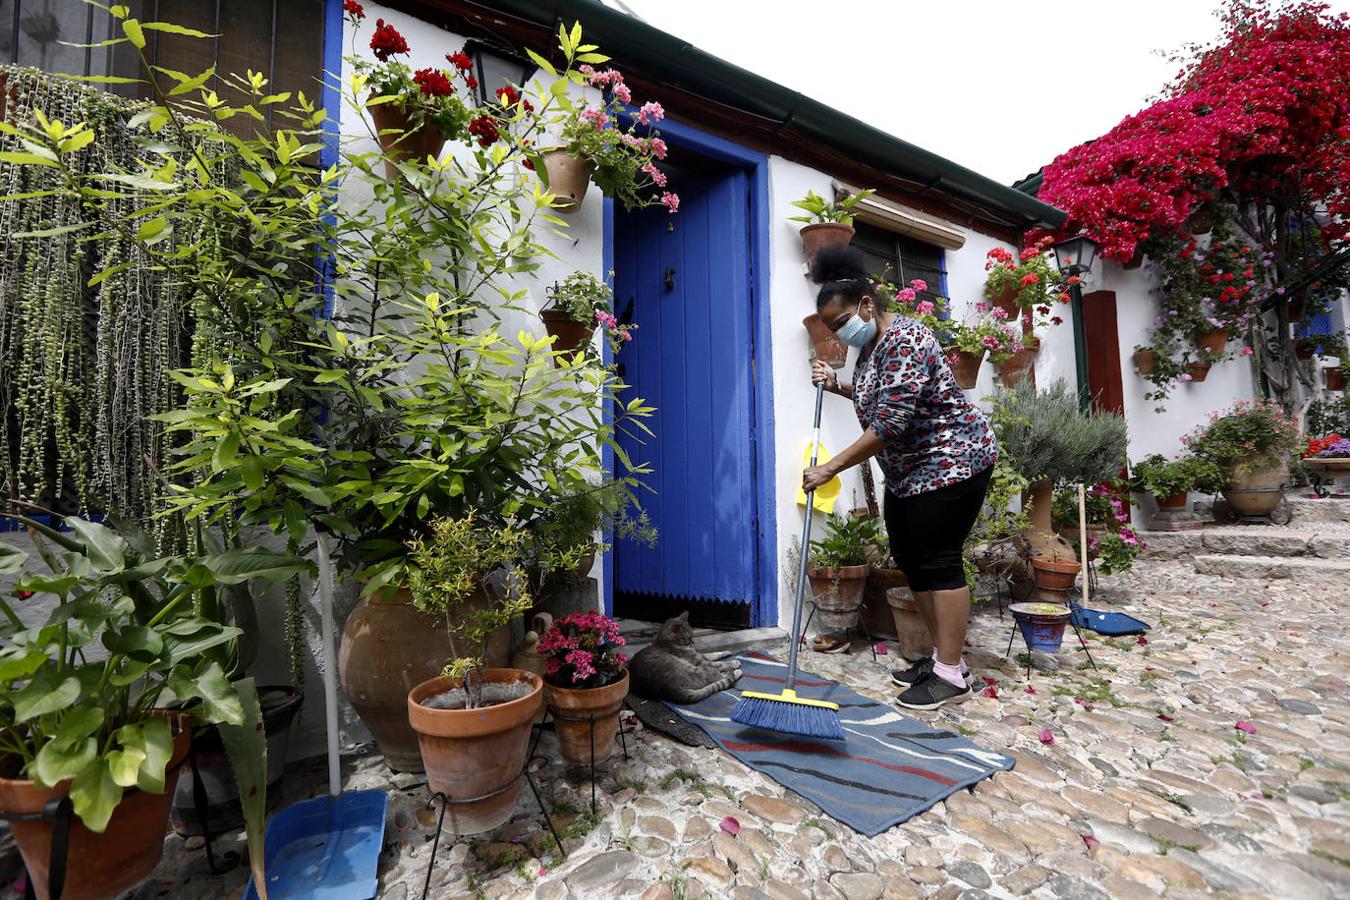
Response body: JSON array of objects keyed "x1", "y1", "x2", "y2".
[
  {"x1": 0, "y1": 515, "x2": 303, "y2": 900},
  {"x1": 404, "y1": 514, "x2": 539, "y2": 834},
  {"x1": 790, "y1": 187, "x2": 874, "y2": 263}
]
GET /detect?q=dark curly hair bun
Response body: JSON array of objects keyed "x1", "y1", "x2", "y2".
[{"x1": 810, "y1": 243, "x2": 868, "y2": 286}]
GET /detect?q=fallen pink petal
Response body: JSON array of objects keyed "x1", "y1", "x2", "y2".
[
  {"x1": 1235, "y1": 720, "x2": 1257, "y2": 734},
  {"x1": 1158, "y1": 713, "x2": 1174, "y2": 722},
  {"x1": 873, "y1": 643, "x2": 888, "y2": 655},
  {"x1": 1024, "y1": 685, "x2": 1036, "y2": 694},
  {"x1": 720, "y1": 816, "x2": 740, "y2": 836},
  {"x1": 1038, "y1": 729, "x2": 1055, "y2": 745},
  {"x1": 1082, "y1": 834, "x2": 1099, "y2": 851}
]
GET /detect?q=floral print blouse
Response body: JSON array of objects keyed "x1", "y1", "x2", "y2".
[{"x1": 853, "y1": 316, "x2": 998, "y2": 497}]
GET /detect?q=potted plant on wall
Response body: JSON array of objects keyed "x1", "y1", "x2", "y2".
[
  {"x1": 403, "y1": 514, "x2": 540, "y2": 834},
  {"x1": 541, "y1": 270, "x2": 635, "y2": 358},
  {"x1": 1325, "y1": 357, "x2": 1350, "y2": 391},
  {"x1": 0, "y1": 515, "x2": 303, "y2": 900},
  {"x1": 789, "y1": 187, "x2": 875, "y2": 263},
  {"x1": 538, "y1": 612, "x2": 630, "y2": 767},
  {"x1": 1303, "y1": 433, "x2": 1350, "y2": 478},
  {"x1": 1185, "y1": 399, "x2": 1301, "y2": 517},
  {"x1": 806, "y1": 513, "x2": 879, "y2": 634},
  {"x1": 982, "y1": 240, "x2": 1073, "y2": 317}
]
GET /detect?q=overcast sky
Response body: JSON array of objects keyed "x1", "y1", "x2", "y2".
[{"x1": 619, "y1": 0, "x2": 1349, "y2": 186}]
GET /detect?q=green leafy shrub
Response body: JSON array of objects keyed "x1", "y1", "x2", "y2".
[
  {"x1": 809, "y1": 514, "x2": 883, "y2": 568},
  {"x1": 1131, "y1": 454, "x2": 1227, "y2": 497},
  {"x1": 992, "y1": 379, "x2": 1128, "y2": 487},
  {"x1": 1184, "y1": 398, "x2": 1301, "y2": 475}
]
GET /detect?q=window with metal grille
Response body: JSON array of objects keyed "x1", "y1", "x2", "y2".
[
  {"x1": 851, "y1": 220, "x2": 948, "y2": 310},
  {"x1": 2, "y1": 0, "x2": 325, "y2": 134}
]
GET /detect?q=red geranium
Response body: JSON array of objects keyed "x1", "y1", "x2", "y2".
[
  {"x1": 467, "y1": 115, "x2": 499, "y2": 147},
  {"x1": 413, "y1": 67, "x2": 454, "y2": 97},
  {"x1": 446, "y1": 51, "x2": 473, "y2": 71},
  {"x1": 369, "y1": 19, "x2": 409, "y2": 61},
  {"x1": 342, "y1": 0, "x2": 365, "y2": 18}
]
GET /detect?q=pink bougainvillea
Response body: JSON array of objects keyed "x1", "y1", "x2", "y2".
[
  {"x1": 539, "y1": 611, "x2": 627, "y2": 688},
  {"x1": 1036, "y1": 1, "x2": 1350, "y2": 262}
]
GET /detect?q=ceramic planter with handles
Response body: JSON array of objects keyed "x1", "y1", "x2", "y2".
[
  {"x1": 1222, "y1": 461, "x2": 1289, "y2": 517},
  {"x1": 0, "y1": 712, "x2": 190, "y2": 900},
  {"x1": 545, "y1": 669, "x2": 630, "y2": 767},
  {"x1": 407, "y1": 669, "x2": 542, "y2": 835}
]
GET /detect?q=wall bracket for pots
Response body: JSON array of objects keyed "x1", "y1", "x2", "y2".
[{"x1": 0, "y1": 795, "x2": 72, "y2": 900}]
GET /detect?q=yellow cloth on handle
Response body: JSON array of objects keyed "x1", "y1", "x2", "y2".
[{"x1": 796, "y1": 440, "x2": 840, "y2": 513}]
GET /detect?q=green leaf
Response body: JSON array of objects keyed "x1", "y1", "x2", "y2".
[
  {"x1": 0, "y1": 151, "x2": 57, "y2": 168},
  {"x1": 64, "y1": 74, "x2": 144, "y2": 84},
  {"x1": 162, "y1": 623, "x2": 240, "y2": 665},
  {"x1": 67, "y1": 518, "x2": 127, "y2": 572},
  {"x1": 197, "y1": 548, "x2": 306, "y2": 585},
  {"x1": 122, "y1": 18, "x2": 146, "y2": 49},
  {"x1": 0, "y1": 649, "x2": 48, "y2": 681},
  {"x1": 14, "y1": 676, "x2": 80, "y2": 722},
  {"x1": 212, "y1": 431, "x2": 240, "y2": 471},
  {"x1": 0, "y1": 542, "x2": 28, "y2": 575},
  {"x1": 33, "y1": 736, "x2": 97, "y2": 788},
  {"x1": 140, "y1": 21, "x2": 216, "y2": 38},
  {"x1": 194, "y1": 662, "x2": 245, "y2": 725},
  {"x1": 13, "y1": 221, "x2": 92, "y2": 239},
  {"x1": 132, "y1": 717, "x2": 173, "y2": 793},
  {"x1": 525, "y1": 48, "x2": 556, "y2": 77},
  {"x1": 137, "y1": 216, "x2": 168, "y2": 242},
  {"x1": 56, "y1": 707, "x2": 105, "y2": 743},
  {"x1": 217, "y1": 679, "x2": 267, "y2": 895},
  {"x1": 241, "y1": 455, "x2": 265, "y2": 491},
  {"x1": 106, "y1": 746, "x2": 147, "y2": 788},
  {"x1": 69, "y1": 759, "x2": 122, "y2": 832},
  {"x1": 103, "y1": 624, "x2": 164, "y2": 660}
]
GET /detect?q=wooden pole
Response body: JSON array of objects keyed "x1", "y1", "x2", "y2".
[{"x1": 1078, "y1": 484, "x2": 1090, "y2": 605}]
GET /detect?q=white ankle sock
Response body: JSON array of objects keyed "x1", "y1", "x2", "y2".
[
  {"x1": 932, "y1": 659, "x2": 966, "y2": 689},
  {"x1": 932, "y1": 650, "x2": 968, "y2": 674}
]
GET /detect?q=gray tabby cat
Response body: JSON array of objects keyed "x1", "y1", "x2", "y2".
[{"x1": 628, "y1": 612, "x2": 742, "y2": 703}]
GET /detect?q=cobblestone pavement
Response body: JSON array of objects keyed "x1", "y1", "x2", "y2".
[{"x1": 71, "y1": 549, "x2": 1350, "y2": 899}]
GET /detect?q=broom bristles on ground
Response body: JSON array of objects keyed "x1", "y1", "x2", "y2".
[{"x1": 730, "y1": 696, "x2": 845, "y2": 741}]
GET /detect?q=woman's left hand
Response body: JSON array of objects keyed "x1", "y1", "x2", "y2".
[{"x1": 802, "y1": 465, "x2": 835, "y2": 492}]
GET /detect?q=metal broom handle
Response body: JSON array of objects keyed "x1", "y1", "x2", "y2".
[{"x1": 786, "y1": 381, "x2": 826, "y2": 694}]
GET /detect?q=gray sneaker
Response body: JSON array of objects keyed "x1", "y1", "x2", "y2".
[
  {"x1": 895, "y1": 671, "x2": 973, "y2": 711},
  {"x1": 890, "y1": 658, "x2": 974, "y2": 689}
]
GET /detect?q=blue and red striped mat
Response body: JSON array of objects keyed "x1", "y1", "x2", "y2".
[{"x1": 665, "y1": 651, "x2": 1015, "y2": 836}]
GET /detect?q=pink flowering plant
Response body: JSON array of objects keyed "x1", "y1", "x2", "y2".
[
  {"x1": 983, "y1": 240, "x2": 1074, "y2": 310},
  {"x1": 555, "y1": 61, "x2": 678, "y2": 212},
  {"x1": 872, "y1": 273, "x2": 946, "y2": 333},
  {"x1": 943, "y1": 307, "x2": 1029, "y2": 364},
  {"x1": 1051, "y1": 480, "x2": 1146, "y2": 575},
  {"x1": 539, "y1": 611, "x2": 628, "y2": 689},
  {"x1": 546, "y1": 270, "x2": 635, "y2": 352},
  {"x1": 1183, "y1": 398, "x2": 1302, "y2": 478}
]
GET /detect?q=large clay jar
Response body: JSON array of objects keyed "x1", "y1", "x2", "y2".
[
  {"x1": 807, "y1": 564, "x2": 869, "y2": 630},
  {"x1": 367, "y1": 98, "x2": 446, "y2": 180},
  {"x1": 861, "y1": 565, "x2": 905, "y2": 641},
  {"x1": 1222, "y1": 461, "x2": 1289, "y2": 517},
  {"x1": 886, "y1": 586, "x2": 933, "y2": 662},
  {"x1": 407, "y1": 669, "x2": 542, "y2": 835},
  {"x1": 0, "y1": 713, "x2": 190, "y2": 900},
  {"x1": 945, "y1": 349, "x2": 984, "y2": 390},
  {"x1": 545, "y1": 669, "x2": 630, "y2": 767},
  {"x1": 799, "y1": 222, "x2": 854, "y2": 264},
  {"x1": 540, "y1": 309, "x2": 594, "y2": 357},
  {"x1": 542, "y1": 150, "x2": 592, "y2": 214},
  {"x1": 339, "y1": 588, "x2": 510, "y2": 772}
]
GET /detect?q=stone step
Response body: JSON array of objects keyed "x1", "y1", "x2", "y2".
[
  {"x1": 1286, "y1": 496, "x2": 1350, "y2": 524},
  {"x1": 1193, "y1": 553, "x2": 1350, "y2": 579},
  {"x1": 1143, "y1": 527, "x2": 1350, "y2": 560}
]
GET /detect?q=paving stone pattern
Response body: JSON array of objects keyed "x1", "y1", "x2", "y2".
[{"x1": 42, "y1": 519, "x2": 1350, "y2": 900}]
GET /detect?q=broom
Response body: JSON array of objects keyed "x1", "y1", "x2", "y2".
[{"x1": 730, "y1": 381, "x2": 845, "y2": 741}]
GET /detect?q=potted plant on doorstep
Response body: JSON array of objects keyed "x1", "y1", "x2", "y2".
[
  {"x1": 541, "y1": 270, "x2": 634, "y2": 358},
  {"x1": 807, "y1": 513, "x2": 880, "y2": 633},
  {"x1": 546, "y1": 57, "x2": 678, "y2": 214},
  {"x1": 789, "y1": 187, "x2": 875, "y2": 263},
  {"x1": 538, "y1": 612, "x2": 630, "y2": 766},
  {"x1": 403, "y1": 515, "x2": 541, "y2": 834},
  {"x1": 1185, "y1": 399, "x2": 1301, "y2": 517},
  {"x1": 0, "y1": 515, "x2": 303, "y2": 900}
]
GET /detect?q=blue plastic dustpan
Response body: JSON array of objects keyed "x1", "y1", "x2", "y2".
[
  {"x1": 244, "y1": 533, "x2": 389, "y2": 900},
  {"x1": 243, "y1": 790, "x2": 388, "y2": 899}
]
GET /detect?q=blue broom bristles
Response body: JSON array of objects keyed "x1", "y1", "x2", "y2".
[{"x1": 729, "y1": 696, "x2": 845, "y2": 741}]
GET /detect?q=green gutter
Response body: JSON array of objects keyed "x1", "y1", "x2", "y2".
[{"x1": 484, "y1": 0, "x2": 1066, "y2": 230}]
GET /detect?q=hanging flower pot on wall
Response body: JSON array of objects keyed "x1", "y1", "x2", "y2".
[
  {"x1": 539, "y1": 309, "x2": 594, "y2": 356},
  {"x1": 1187, "y1": 361, "x2": 1213, "y2": 382},
  {"x1": 945, "y1": 349, "x2": 985, "y2": 390},
  {"x1": 1133, "y1": 348, "x2": 1158, "y2": 375},
  {"x1": 995, "y1": 338, "x2": 1040, "y2": 387},
  {"x1": 367, "y1": 98, "x2": 447, "y2": 180},
  {"x1": 1196, "y1": 329, "x2": 1229, "y2": 356},
  {"x1": 802, "y1": 313, "x2": 849, "y2": 368},
  {"x1": 799, "y1": 223, "x2": 855, "y2": 265},
  {"x1": 542, "y1": 150, "x2": 592, "y2": 214},
  {"x1": 990, "y1": 286, "x2": 1020, "y2": 319},
  {"x1": 1325, "y1": 367, "x2": 1348, "y2": 391}
]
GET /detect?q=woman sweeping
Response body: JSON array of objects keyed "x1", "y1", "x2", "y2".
[{"x1": 803, "y1": 245, "x2": 997, "y2": 710}]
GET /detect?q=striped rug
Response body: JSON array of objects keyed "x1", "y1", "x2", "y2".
[{"x1": 665, "y1": 651, "x2": 1015, "y2": 836}]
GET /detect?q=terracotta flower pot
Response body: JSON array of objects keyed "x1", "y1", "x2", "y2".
[
  {"x1": 1196, "y1": 329, "x2": 1229, "y2": 356},
  {"x1": 1029, "y1": 557, "x2": 1079, "y2": 600},
  {"x1": 542, "y1": 149, "x2": 592, "y2": 214},
  {"x1": 407, "y1": 670, "x2": 542, "y2": 835},
  {"x1": 1295, "y1": 344, "x2": 1315, "y2": 361},
  {"x1": 0, "y1": 712, "x2": 190, "y2": 900},
  {"x1": 339, "y1": 587, "x2": 511, "y2": 772},
  {"x1": 1325, "y1": 367, "x2": 1347, "y2": 391},
  {"x1": 862, "y1": 566, "x2": 906, "y2": 641},
  {"x1": 540, "y1": 309, "x2": 594, "y2": 357},
  {"x1": 995, "y1": 341, "x2": 1039, "y2": 387},
  {"x1": 1158, "y1": 492, "x2": 1189, "y2": 510},
  {"x1": 1222, "y1": 461, "x2": 1288, "y2": 517},
  {"x1": 885, "y1": 586, "x2": 932, "y2": 662},
  {"x1": 802, "y1": 313, "x2": 849, "y2": 369},
  {"x1": 807, "y1": 564, "x2": 869, "y2": 630},
  {"x1": 368, "y1": 97, "x2": 447, "y2": 180},
  {"x1": 1187, "y1": 361, "x2": 1212, "y2": 382},
  {"x1": 1133, "y1": 348, "x2": 1158, "y2": 375},
  {"x1": 799, "y1": 222, "x2": 855, "y2": 264},
  {"x1": 545, "y1": 669, "x2": 629, "y2": 767},
  {"x1": 990, "y1": 285, "x2": 1020, "y2": 318},
  {"x1": 945, "y1": 348, "x2": 984, "y2": 390}
]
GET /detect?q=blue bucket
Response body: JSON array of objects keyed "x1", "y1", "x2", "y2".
[{"x1": 1009, "y1": 603, "x2": 1070, "y2": 653}]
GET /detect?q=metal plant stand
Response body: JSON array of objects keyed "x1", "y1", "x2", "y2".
[
  {"x1": 802, "y1": 600, "x2": 879, "y2": 661},
  {"x1": 529, "y1": 704, "x2": 633, "y2": 814}
]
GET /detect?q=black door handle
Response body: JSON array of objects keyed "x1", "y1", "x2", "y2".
[{"x1": 664, "y1": 266, "x2": 676, "y2": 291}]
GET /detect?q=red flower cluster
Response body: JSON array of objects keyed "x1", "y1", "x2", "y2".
[
  {"x1": 446, "y1": 51, "x2": 473, "y2": 71},
  {"x1": 496, "y1": 84, "x2": 534, "y2": 113},
  {"x1": 1304, "y1": 433, "x2": 1345, "y2": 458},
  {"x1": 369, "y1": 19, "x2": 409, "y2": 61},
  {"x1": 342, "y1": 0, "x2": 365, "y2": 18},
  {"x1": 467, "y1": 115, "x2": 499, "y2": 147},
  {"x1": 413, "y1": 67, "x2": 453, "y2": 98},
  {"x1": 538, "y1": 611, "x2": 627, "y2": 687},
  {"x1": 1036, "y1": 1, "x2": 1350, "y2": 261}
]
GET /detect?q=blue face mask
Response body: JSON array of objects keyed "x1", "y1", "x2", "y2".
[{"x1": 835, "y1": 299, "x2": 877, "y2": 348}]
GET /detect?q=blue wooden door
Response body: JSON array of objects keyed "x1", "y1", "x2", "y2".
[{"x1": 612, "y1": 169, "x2": 760, "y2": 618}]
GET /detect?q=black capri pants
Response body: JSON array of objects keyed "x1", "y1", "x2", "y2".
[{"x1": 884, "y1": 465, "x2": 994, "y2": 593}]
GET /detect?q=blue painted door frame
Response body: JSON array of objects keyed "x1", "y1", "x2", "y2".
[{"x1": 602, "y1": 118, "x2": 777, "y2": 626}]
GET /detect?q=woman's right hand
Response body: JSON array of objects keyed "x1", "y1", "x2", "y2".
[{"x1": 811, "y1": 360, "x2": 839, "y2": 392}]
